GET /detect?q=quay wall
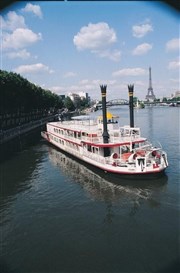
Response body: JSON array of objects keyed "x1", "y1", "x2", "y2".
[{"x1": 0, "y1": 115, "x2": 54, "y2": 145}]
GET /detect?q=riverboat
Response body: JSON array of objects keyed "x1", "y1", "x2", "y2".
[{"x1": 41, "y1": 85, "x2": 168, "y2": 179}]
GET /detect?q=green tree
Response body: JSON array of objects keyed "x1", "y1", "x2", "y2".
[
  {"x1": 64, "y1": 96, "x2": 75, "y2": 111},
  {"x1": 0, "y1": 69, "x2": 64, "y2": 129},
  {"x1": 80, "y1": 97, "x2": 89, "y2": 108},
  {"x1": 162, "y1": 97, "x2": 167, "y2": 102},
  {"x1": 73, "y1": 96, "x2": 81, "y2": 109}
]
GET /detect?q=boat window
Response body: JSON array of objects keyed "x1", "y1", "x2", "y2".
[
  {"x1": 87, "y1": 145, "x2": 91, "y2": 152},
  {"x1": 133, "y1": 143, "x2": 140, "y2": 149},
  {"x1": 114, "y1": 132, "x2": 119, "y2": 137},
  {"x1": 132, "y1": 129, "x2": 139, "y2": 135},
  {"x1": 121, "y1": 145, "x2": 130, "y2": 153}
]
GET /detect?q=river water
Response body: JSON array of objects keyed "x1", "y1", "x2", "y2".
[{"x1": 0, "y1": 106, "x2": 179, "y2": 273}]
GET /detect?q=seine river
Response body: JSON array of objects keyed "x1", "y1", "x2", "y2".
[{"x1": 0, "y1": 106, "x2": 179, "y2": 273}]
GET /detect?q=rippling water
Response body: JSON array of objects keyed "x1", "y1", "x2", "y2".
[{"x1": 0, "y1": 106, "x2": 179, "y2": 273}]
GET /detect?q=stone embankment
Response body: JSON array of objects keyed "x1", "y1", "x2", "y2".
[{"x1": 0, "y1": 115, "x2": 54, "y2": 144}]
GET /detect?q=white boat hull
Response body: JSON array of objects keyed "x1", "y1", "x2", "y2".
[{"x1": 41, "y1": 129, "x2": 168, "y2": 179}]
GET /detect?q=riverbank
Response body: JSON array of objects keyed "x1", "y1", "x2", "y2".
[{"x1": 0, "y1": 115, "x2": 54, "y2": 145}]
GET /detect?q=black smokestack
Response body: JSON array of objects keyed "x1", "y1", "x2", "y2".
[
  {"x1": 100, "y1": 85, "x2": 110, "y2": 157},
  {"x1": 100, "y1": 85, "x2": 109, "y2": 143},
  {"x1": 128, "y1": 84, "x2": 134, "y2": 127}
]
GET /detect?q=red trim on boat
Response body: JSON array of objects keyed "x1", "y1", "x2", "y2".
[{"x1": 81, "y1": 139, "x2": 146, "y2": 148}]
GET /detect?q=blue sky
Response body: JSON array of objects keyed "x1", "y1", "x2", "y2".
[{"x1": 0, "y1": 1, "x2": 179, "y2": 100}]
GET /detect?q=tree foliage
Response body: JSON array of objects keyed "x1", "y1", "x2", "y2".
[
  {"x1": 0, "y1": 70, "x2": 63, "y2": 115},
  {"x1": 64, "y1": 96, "x2": 75, "y2": 111}
]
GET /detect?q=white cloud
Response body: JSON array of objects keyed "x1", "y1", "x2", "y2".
[
  {"x1": 49, "y1": 79, "x2": 118, "y2": 98},
  {"x1": 97, "y1": 49, "x2": 121, "y2": 62},
  {"x1": 112, "y1": 68, "x2": 147, "y2": 77},
  {"x1": 63, "y1": 72, "x2": 77, "y2": 78},
  {"x1": 132, "y1": 43, "x2": 152, "y2": 55},
  {"x1": 2, "y1": 28, "x2": 42, "y2": 50},
  {"x1": 166, "y1": 38, "x2": 180, "y2": 51},
  {"x1": 168, "y1": 59, "x2": 180, "y2": 70},
  {"x1": 50, "y1": 86, "x2": 65, "y2": 93},
  {"x1": 73, "y1": 22, "x2": 117, "y2": 51},
  {"x1": 132, "y1": 23, "x2": 153, "y2": 38},
  {"x1": 170, "y1": 78, "x2": 179, "y2": 83},
  {"x1": 6, "y1": 49, "x2": 30, "y2": 59},
  {"x1": 0, "y1": 11, "x2": 26, "y2": 31},
  {"x1": 73, "y1": 22, "x2": 121, "y2": 61},
  {"x1": 14, "y1": 63, "x2": 54, "y2": 74},
  {"x1": 78, "y1": 79, "x2": 116, "y2": 89},
  {"x1": 134, "y1": 80, "x2": 145, "y2": 87},
  {"x1": 79, "y1": 79, "x2": 89, "y2": 85},
  {"x1": 22, "y1": 3, "x2": 43, "y2": 19}
]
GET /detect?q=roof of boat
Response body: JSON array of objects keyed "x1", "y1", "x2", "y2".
[
  {"x1": 71, "y1": 115, "x2": 91, "y2": 120},
  {"x1": 47, "y1": 120, "x2": 98, "y2": 133}
]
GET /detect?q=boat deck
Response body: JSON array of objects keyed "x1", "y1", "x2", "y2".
[
  {"x1": 48, "y1": 121, "x2": 146, "y2": 145},
  {"x1": 52, "y1": 120, "x2": 98, "y2": 131}
]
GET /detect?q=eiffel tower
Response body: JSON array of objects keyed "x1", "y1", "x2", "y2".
[{"x1": 146, "y1": 67, "x2": 156, "y2": 101}]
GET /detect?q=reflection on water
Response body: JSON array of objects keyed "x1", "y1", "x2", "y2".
[
  {"x1": 147, "y1": 106, "x2": 154, "y2": 137},
  {"x1": 0, "y1": 147, "x2": 42, "y2": 209},
  {"x1": 48, "y1": 146, "x2": 168, "y2": 215}
]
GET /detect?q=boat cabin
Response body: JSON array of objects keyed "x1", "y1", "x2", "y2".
[{"x1": 98, "y1": 111, "x2": 119, "y2": 131}]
